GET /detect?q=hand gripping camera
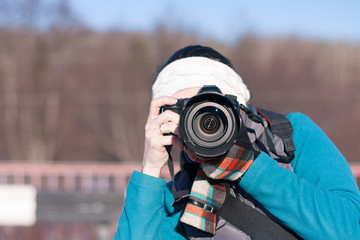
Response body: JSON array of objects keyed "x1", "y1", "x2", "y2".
[{"x1": 161, "y1": 85, "x2": 245, "y2": 158}]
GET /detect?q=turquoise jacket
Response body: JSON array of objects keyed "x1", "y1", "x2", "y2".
[{"x1": 114, "y1": 113, "x2": 360, "y2": 239}]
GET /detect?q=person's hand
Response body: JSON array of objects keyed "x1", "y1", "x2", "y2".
[{"x1": 141, "y1": 96, "x2": 183, "y2": 178}]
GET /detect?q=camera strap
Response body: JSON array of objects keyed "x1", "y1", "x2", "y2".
[
  {"x1": 220, "y1": 192, "x2": 300, "y2": 239},
  {"x1": 166, "y1": 146, "x2": 185, "y2": 206}
]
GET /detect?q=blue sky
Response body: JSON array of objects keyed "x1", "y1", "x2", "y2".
[{"x1": 69, "y1": 1, "x2": 360, "y2": 44}]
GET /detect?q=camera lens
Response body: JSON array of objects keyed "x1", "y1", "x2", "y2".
[
  {"x1": 200, "y1": 114, "x2": 220, "y2": 134},
  {"x1": 177, "y1": 87, "x2": 241, "y2": 158},
  {"x1": 184, "y1": 101, "x2": 235, "y2": 151}
]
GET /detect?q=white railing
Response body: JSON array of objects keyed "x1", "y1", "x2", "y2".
[
  {"x1": 0, "y1": 162, "x2": 143, "y2": 192},
  {"x1": 0, "y1": 162, "x2": 358, "y2": 192}
]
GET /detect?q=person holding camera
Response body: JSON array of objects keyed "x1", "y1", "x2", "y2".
[{"x1": 114, "y1": 45, "x2": 360, "y2": 240}]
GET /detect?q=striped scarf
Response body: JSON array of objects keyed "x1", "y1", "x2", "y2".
[{"x1": 180, "y1": 145, "x2": 257, "y2": 235}]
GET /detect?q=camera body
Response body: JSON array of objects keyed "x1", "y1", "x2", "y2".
[{"x1": 161, "y1": 85, "x2": 242, "y2": 158}]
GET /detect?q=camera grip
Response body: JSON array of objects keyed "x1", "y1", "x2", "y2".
[{"x1": 160, "y1": 99, "x2": 187, "y2": 114}]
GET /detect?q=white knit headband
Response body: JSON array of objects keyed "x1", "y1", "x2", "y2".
[{"x1": 152, "y1": 57, "x2": 251, "y2": 105}]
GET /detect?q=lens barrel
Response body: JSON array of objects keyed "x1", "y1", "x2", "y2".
[{"x1": 179, "y1": 92, "x2": 240, "y2": 158}]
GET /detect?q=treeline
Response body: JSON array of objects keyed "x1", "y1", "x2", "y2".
[{"x1": 0, "y1": 28, "x2": 359, "y2": 163}]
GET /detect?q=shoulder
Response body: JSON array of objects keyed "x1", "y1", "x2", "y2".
[
  {"x1": 285, "y1": 112, "x2": 340, "y2": 168},
  {"x1": 285, "y1": 112, "x2": 351, "y2": 176},
  {"x1": 286, "y1": 112, "x2": 325, "y2": 138},
  {"x1": 286, "y1": 112, "x2": 315, "y2": 128},
  {"x1": 285, "y1": 111, "x2": 330, "y2": 143}
]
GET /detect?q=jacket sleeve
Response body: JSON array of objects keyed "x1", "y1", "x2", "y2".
[
  {"x1": 239, "y1": 112, "x2": 360, "y2": 240},
  {"x1": 113, "y1": 170, "x2": 186, "y2": 240}
]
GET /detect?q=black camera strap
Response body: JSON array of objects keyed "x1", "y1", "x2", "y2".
[
  {"x1": 166, "y1": 146, "x2": 191, "y2": 207},
  {"x1": 166, "y1": 146, "x2": 180, "y2": 203},
  {"x1": 220, "y1": 193, "x2": 300, "y2": 239}
]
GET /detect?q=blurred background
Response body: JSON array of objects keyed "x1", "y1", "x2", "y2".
[{"x1": 0, "y1": 0, "x2": 359, "y2": 239}]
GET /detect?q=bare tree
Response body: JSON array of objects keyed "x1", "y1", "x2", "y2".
[
  {"x1": 1, "y1": 11, "x2": 360, "y2": 163},
  {"x1": 0, "y1": 0, "x2": 79, "y2": 161}
]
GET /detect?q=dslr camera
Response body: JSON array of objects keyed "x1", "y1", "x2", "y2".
[{"x1": 161, "y1": 85, "x2": 243, "y2": 158}]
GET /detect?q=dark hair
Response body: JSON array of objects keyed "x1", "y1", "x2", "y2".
[{"x1": 158, "y1": 45, "x2": 234, "y2": 73}]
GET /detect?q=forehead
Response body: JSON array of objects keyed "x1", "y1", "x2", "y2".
[{"x1": 172, "y1": 87, "x2": 201, "y2": 98}]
